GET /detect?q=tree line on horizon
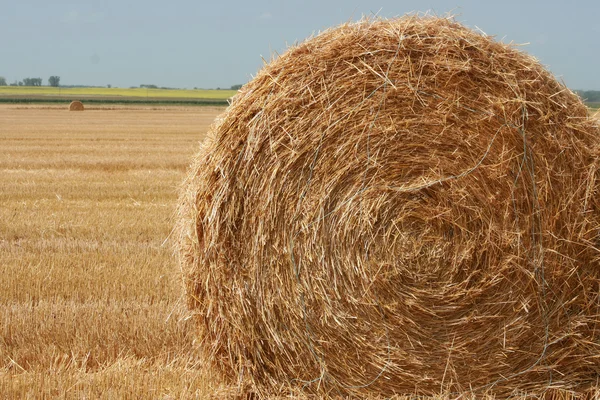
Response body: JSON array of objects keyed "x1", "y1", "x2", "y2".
[
  {"x1": 576, "y1": 90, "x2": 600, "y2": 103},
  {"x1": 0, "y1": 76, "x2": 598, "y2": 102},
  {"x1": 0, "y1": 76, "x2": 60, "y2": 87},
  {"x1": 0, "y1": 76, "x2": 241, "y2": 91}
]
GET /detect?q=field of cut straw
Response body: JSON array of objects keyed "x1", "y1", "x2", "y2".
[
  {"x1": 1, "y1": 103, "x2": 598, "y2": 399},
  {"x1": 0, "y1": 104, "x2": 223, "y2": 398}
]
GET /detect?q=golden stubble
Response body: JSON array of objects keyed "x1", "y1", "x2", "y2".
[
  {"x1": 1, "y1": 99, "x2": 597, "y2": 399},
  {"x1": 0, "y1": 105, "x2": 225, "y2": 398}
]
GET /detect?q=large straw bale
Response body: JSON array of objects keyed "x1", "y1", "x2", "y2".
[
  {"x1": 69, "y1": 100, "x2": 84, "y2": 111},
  {"x1": 177, "y1": 16, "x2": 600, "y2": 398}
]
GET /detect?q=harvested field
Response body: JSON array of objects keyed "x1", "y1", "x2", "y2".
[
  {"x1": 0, "y1": 100, "x2": 596, "y2": 398},
  {"x1": 0, "y1": 104, "x2": 224, "y2": 398}
]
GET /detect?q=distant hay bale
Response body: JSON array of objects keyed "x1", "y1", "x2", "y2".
[
  {"x1": 177, "y1": 16, "x2": 600, "y2": 398},
  {"x1": 69, "y1": 101, "x2": 84, "y2": 111}
]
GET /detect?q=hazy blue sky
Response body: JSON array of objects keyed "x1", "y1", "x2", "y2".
[{"x1": 2, "y1": 0, "x2": 599, "y2": 89}]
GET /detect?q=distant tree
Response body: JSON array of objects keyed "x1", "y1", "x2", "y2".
[
  {"x1": 48, "y1": 76, "x2": 60, "y2": 87},
  {"x1": 576, "y1": 90, "x2": 600, "y2": 103},
  {"x1": 0, "y1": 76, "x2": 6, "y2": 86},
  {"x1": 107, "y1": 84, "x2": 111, "y2": 88},
  {"x1": 140, "y1": 84, "x2": 158, "y2": 89},
  {"x1": 230, "y1": 84, "x2": 243, "y2": 90},
  {"x1": 18, "y1": 81, "x2": 23, "y2": 86},
  {"x1": 23, "y1": 77, "x2": 42, "y2": 86}
]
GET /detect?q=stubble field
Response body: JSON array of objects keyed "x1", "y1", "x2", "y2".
[
  {"x1": 2, "y1": 105, "x2": 599, "y2": 399},
  {"x1": 0, "y1": 105, "x2": 223, "y2": 398}
]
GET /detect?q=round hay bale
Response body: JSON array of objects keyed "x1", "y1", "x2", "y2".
[
  {"x1": 177, "y1": 16, "x2": 600, "y2": 398},
  {"x1": 69, "y1": 100, "x2": 84, "y2": 111}
]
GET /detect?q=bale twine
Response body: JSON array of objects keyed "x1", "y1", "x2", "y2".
[
  {"x1": 69, "y1": 100, "x2": 84, "y2": 111},
  {"x1": 177, "y1": 16, "x2": 600, "y2": 398}
]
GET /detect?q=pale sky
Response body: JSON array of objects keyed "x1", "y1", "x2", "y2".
[{"x1": 1, "y1": 0, "x2": 599, "y2": 90}]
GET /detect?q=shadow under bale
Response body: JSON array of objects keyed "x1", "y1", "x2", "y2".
[{"x1": 177, "y1": 15, "x2": 600, "y2": 398}]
